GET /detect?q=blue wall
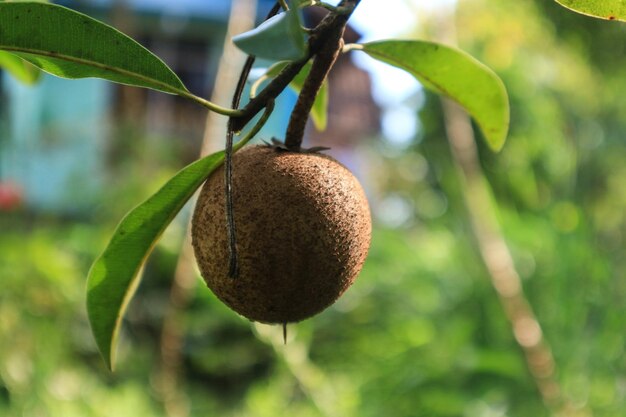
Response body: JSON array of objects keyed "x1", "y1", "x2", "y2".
[
  {"x1": 0, "y1": 0, "x2": 294, "y2": 213},
  {"x1": 1, "y1": 74, "x2": 110, "y2": 213}
]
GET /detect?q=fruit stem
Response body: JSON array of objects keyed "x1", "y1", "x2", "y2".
[{"x1": 285, "y1": 26, "x2": 344, "y2": 150}]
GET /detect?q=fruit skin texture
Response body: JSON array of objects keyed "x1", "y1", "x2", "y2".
[{"x1": 191, "y1": 145, "x2": 371, "y2": 324}]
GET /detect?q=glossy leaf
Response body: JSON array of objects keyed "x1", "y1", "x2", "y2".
[
  {"x1": 0, "y1": 51, "x2": 41, "y2": 85},
  {"x1": 0, "y1": 2, "x2": 187, "y2": 94},
  {"x1": 87, "y1": 152, "x2": 225, "y2": 370},
  {"x1": 0, "y1": 0, "x2": 50, "y2": 3},
  {"x1": 554, "y1": 0, "x2": 626, "y2": 21},
  {"x1": 266, "y1": 60, "x2": 328, "y2": 130},
  {"x1": 233, "y1": 1, "x2": 307, "y2": 61},
  {"x1": 360, "y1": 40, "x2": 509, "y2": 151}
]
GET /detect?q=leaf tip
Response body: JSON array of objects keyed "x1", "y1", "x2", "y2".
[
  {"x1": 490, "y1": 140, "x2": 506, "y2": 153},
  {"x1": 482, "y1": 123, "x2": 508, "y2": 153},
  {"x1": 106, "y1": 353, "x2": 116, "y2": 372}
]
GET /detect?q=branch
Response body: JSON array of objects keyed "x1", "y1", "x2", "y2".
[
  {"x1": 285, "y1": 26, "x2": 343, "y2": 149},
  {"x1": 230, "y1": 0, "x2": 360, "y2": 132}
]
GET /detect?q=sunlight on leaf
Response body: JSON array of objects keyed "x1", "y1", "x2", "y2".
[
  {"x1": 0, "y1": 2, "x2": 187, "y2": 94},
  {"x1": 359, "y1": 40, "x2": 509, "y2": 151},
  {"x1": 555, "y1": 0, "x2": 626, "y2": 21},
  {"x1": 0, "y1": 51, "x2": 41, "y2": 85},
  {"x1": 87, "y1": 152, "x2": 225, "y2": 370}
]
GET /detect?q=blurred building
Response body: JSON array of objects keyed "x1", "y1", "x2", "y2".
[{"x1": 0, "y1": 0, "x2": 379, "y2": 214}]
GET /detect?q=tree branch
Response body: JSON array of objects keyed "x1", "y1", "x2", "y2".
[
  {"x1": 230, "y1": 0, "x2": 360, "y2": 132},
  {"x1": 285, "y1": 27, "x2": 343, "y2": 149}
]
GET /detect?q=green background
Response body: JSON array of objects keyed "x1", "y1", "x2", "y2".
[{"x1": 1, "y1": 0, "x2": 625, "y2": 416}]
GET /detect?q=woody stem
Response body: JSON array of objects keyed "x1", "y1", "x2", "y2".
[{"x1": 285, "y1": 27, "x2": 344, "y2": 150}]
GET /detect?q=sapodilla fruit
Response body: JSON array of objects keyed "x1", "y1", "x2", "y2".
[{"x1": 191, "y1": 144, "x2": 371, "y2": 324}]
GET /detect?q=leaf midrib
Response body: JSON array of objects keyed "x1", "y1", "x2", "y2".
[{"x1": 0, "y1": 45, "x2": 188, "y2": 95}]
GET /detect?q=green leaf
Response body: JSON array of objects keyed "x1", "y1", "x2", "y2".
[
  {"x1": 233, "y1": 2, "x2": 307, "y2": 61},
  {"x1": 359, "y1": 40, "x2": 509, "y2": 151},
  {"x1": 87, "y1": 151, "x2": 225, "y2": 370},
  {"x1": 0, "y1": 51, "x2": 41, "y2": 85},
  {"x1": 0, "y1": 0, "x2": 50, "y2": 3},
  {"x1": 0, "y1": 2, "x2": 187, "y2": 94},
  {"x1": 554, "y1": 0, "x2": 626, "y2": 21},
  {"x1": 266, "y1": 61, "x2": 328, "y2": 130}
]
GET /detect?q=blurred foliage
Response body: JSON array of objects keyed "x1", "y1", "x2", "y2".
[{"x1": 1, "y1": 0, "x2": 626, "y2": 416}]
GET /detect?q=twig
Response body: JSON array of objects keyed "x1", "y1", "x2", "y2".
[
  {"x1": 225, "y1": 2, "x2": 282, "y2": 278},
  {"x1": 225, "y1": 55, "x2": 257, "y2": 279},
  {"x1": 226, "y1": 0, "x2": 361, "y2": 275},
  {"x1": 285, "y1": 25, "x2": 344, "y2": 149},
  {"x1": 278, "y1": 0, "x2": 289, "y2": 11},
  {"x1": 230, "y1": 0, "x2": 361, "y2": 132}
]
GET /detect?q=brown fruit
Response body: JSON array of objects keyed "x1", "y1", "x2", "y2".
[{"x1": 191, "y1": 145, "x2": 371, "y2": 323}]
